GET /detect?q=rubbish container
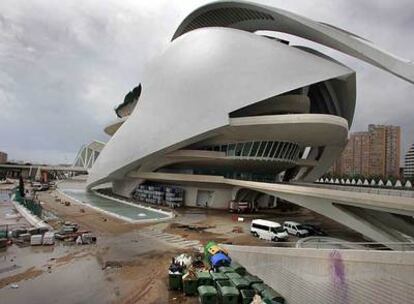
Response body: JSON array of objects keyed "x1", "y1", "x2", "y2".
[
  {"x1": 229, "y1": 277, "x2": 249, "y2": 290},
  {"x1": 216, "y1": 280, "x2": 239, "y2": 304},
  {"x1": 197, "y1": 271, "x2": 213, "y2": 286},
  {"x1": 262, "y1": 299, "x2": 285, "y2": 304},
  {"x1": 168, "y1": 271, "x2": 183, "y2": 290},
  {"x1": 218, "y1": 266, "x2": 234, "y2": 273},
  {"x1": 240, "y1": 289, "x2": 256, "y2": 304},
  {"x1": 252, "y1": 283, "x2": 267, "y2": 294},
  {"x1": 261, "y1": 287, "x2": 285, "y2": 303},
  {"x1": 183, "y1": 275, "x2": 198, "y2": 295},
  {"x1": 244, "y1": 275, "x2": 263, "y2": 287},
  {"x1": 225, "y1": 272, "x2": 242, "y2": 280},
  {"x1": 211, "y1": 271, "x2": 229, "y2": 286},
  {"x1": 230, "y1": 261, "x2": 246, "y2": 276},
  {"x1": 198, "y1": 285, "x2": 218, "y2": 304}
]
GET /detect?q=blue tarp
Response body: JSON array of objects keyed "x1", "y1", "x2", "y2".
[{"x1": 210, "y1": 252, "x2": 231, "y2": 268}]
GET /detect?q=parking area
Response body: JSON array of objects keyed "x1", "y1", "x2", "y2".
[{"x1": 166, "y1": 205, "x2": 366, "y2": 248}]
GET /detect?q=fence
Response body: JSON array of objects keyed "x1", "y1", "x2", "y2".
[{"x1": 13, "y1": 188, "x2": 42, "y2": 218}]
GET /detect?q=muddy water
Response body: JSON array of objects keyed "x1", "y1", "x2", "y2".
[
  {"x1": 0, "y1": 228, "x2": 172, "y2": 304},
  {"x1": 59, "y1": 182, "x2": 169, "y2": 221}
]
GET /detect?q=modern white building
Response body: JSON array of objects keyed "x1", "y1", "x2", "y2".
[
  {"x1": 405, "y1": 143, "x2": 414, "y2": 178},
  {"x1": 86, "y1": 1, "x2": 414, "y2": 246}
]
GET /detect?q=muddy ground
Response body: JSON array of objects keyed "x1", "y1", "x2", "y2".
[{"x1": 0, "y1": 187, "x2": 364, "y2": 303}]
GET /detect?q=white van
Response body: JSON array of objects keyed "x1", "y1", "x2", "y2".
[
  {"x1": 250, "y1": 219, "x2": 288, "y2": 242},
  {"x1": 283, "y1": 221, "x2": 309, "y2": 237}
]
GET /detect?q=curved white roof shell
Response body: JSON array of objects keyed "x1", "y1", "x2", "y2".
[
  {"x1": 87, "y1": 1, "x2": 414, "y2": 189},
  {"x1": 88, "y1": 28, "x2": 354, "y2": 187},
  {"x1": 173, "y1": 0, "x2": 414, "y2": 84}
]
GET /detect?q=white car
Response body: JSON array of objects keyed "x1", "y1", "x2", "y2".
[
  {"x1": 283, "y1": 221, "x2": 309, "y2": 237},
  {"x1": 250, "y1": 219, "x2": 288, "y2": 242}
]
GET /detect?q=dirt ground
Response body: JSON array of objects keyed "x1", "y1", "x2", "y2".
[
  {"x1": 0, "y1": 187, "x2": 365, "y2": 304},
  {"x1": 1, "y1": 189, "x2": 202, "y2": 304}
]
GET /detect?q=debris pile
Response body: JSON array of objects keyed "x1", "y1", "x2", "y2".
[
  {"x1": 5, "y1": 221, "x2": 96, "y2": 248},
  {"x1": 168, "y1": 241, "x2": 285, "y2": 304}
]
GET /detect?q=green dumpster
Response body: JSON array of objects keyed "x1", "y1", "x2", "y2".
[
  {"x1": 216, "y1": 280, "x2": 239, "y2": 304},
  {"x1": 198, "y1": 285, "x2": 218, "y2": 304},
  {"x1": 243, "y1": 275, "x2": 263, "y2": 287},
  {"x1": 218, "y1": 266, "x2": 234, "y2": 273},
  {"x1": 197, "y1": 271, "x2": 213, "y2": 286},
  {"x1": 230, "y1": 261, "x2": 246, "y2": 276},
  {"x1": 0, "y1": 230, "x2": 7, "y2": 239},
  {"x1": 168, "y1": 271, "x2": 183, "y2": 290},
  {"x1": 183, "y1": 276, "x2": 198, "y2": 295},
  {"x1": 229, "y1": 277, "x2": 249, "y2": 290},
  {"x1": 240, "y1": 289, "x2": 256, "y2": 304},
  {"x1": 252, "y1": 282, "x2": 267, "y2": 294},
  {"x1": 211, "y1": 271, "x2": 228, "y2": 283},
  {"x1": 225, "y1": 272, "x2": 242, "y2": 280},
  {"x1": 261, "y1": 287, "x2": 285, "y2": 303}
]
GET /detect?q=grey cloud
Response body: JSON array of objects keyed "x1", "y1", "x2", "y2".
[{"x1": 0, "y1": 0, "x2": 413, "y2": 164}]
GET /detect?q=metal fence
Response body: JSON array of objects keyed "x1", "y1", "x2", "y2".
[
  {"x1": 13, "y1": 188, "x2": 42, "y2": 218},
  {"x1": 302, "y1": 183, "x2": 414, "y2": 198}
]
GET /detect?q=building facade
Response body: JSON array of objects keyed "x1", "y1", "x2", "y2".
[
  {"x1": 332, "y1": 125, "x2": 401, "y2": 178},
  {"x1": 0, "y1": 151, "x2": 7, "y2": 164},
  {"x1": 86, "y1": 1, "x2": 413, "y2": 212},
  {"x1": 405, "y1": 143, "x2": 414, "y2": 179},
  {"x1": 78, "y1": 0, "x2": 414, "y2": 248}
]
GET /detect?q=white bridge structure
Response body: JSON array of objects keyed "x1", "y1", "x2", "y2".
[{"x1": 73, "y1": 140, "x2": 105, "y2": 170}]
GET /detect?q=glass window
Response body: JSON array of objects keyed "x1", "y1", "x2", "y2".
[
  {"x1": 271, "y1": 227, "x2": 285, "y2": 233},
  {"x1": 269, "y1": 142, "x2": 279, "y2": 158},
  {"x1": 285, "y1": 144, "x2": 293, "y2": 158},
  {"x1": 235, "y1": 143, "x2": 243, "y2": 156},
  {"x1": 289, "y1": 145, "x2": 297, "y2": 159},
  {"x1": 250, "y1": 142, "x2": 260, "y2": 156},
  {"x1": 228, "y1": 144, "x2": 236, "y2": 156},
  {"x1": 275, "y1": 142, "x2": 284, "y2": 158},
  {"x1": 220, "y1": 145, "x2": 227, "y2": 152},
  {"x1": 242, "y1": 142, "x2": 252, "y2": 157},
  {"x1": 264, "y1": 142, "x2": 273, "y2": 158},
  {"x1": 257, "y1": 141, "x2": 267, "y2": 157}
]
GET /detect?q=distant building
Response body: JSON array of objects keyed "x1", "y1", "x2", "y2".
[
  {"x1": 332, "y1": 124, "x2": 401, "y2": 178},
  {"x1": 405, "y1": 143, "x2": 414, "y2": 179},
  {"x1": 0, "y1": 151, "x2": 7, "y2": 164}
]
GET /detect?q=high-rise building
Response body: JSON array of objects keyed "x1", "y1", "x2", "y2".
[
  {"x1": 369, "y1": 124, "x2": 401, "y2": 177},
  {"x1": 332, "y1": 125, "x2": 400, "y2": 178},
  {"x1": 405, "y1": 143, "x2": 414, "y2": 179},
  {"x1": 0, "y1": 151, "x2": 7, "y2": 164}
]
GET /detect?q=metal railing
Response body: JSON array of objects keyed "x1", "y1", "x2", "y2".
[{"x1": 299, "y1": 182, "x2": 414, "y2": 198}]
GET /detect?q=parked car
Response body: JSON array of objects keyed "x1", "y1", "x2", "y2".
[
  {"x1": 31, "y1": 182, "x2": 49, "y2": 191},
  {"x1": 283, "y1": 221, "x2": 309, "y2": 237},
  {"x1": 250, "y1": 219, "x2": 288, "y2": 242},
  {"x1": 301, "y1": 224, "x2": 327, "y2": 236}
]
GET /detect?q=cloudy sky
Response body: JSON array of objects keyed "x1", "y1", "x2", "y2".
[{"x1": 0, "y1": 0, "x2": 413, "y2": 164}]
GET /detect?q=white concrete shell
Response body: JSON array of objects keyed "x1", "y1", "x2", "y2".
[{"x1": 88, "y1": 27, "x2": 355, "y2": 188}]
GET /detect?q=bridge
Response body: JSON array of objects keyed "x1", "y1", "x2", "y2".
[{"x1": 0, "y1": 164, "x2": 87, "y2": 180}]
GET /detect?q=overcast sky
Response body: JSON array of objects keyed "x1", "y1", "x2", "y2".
[{"x1": 0, "y1": 0, "x2": 413, "y2": 164}]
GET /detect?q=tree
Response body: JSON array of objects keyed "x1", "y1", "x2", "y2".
[{"x1": 19, "y1": 175, "x2": 25, "y2": 197}]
